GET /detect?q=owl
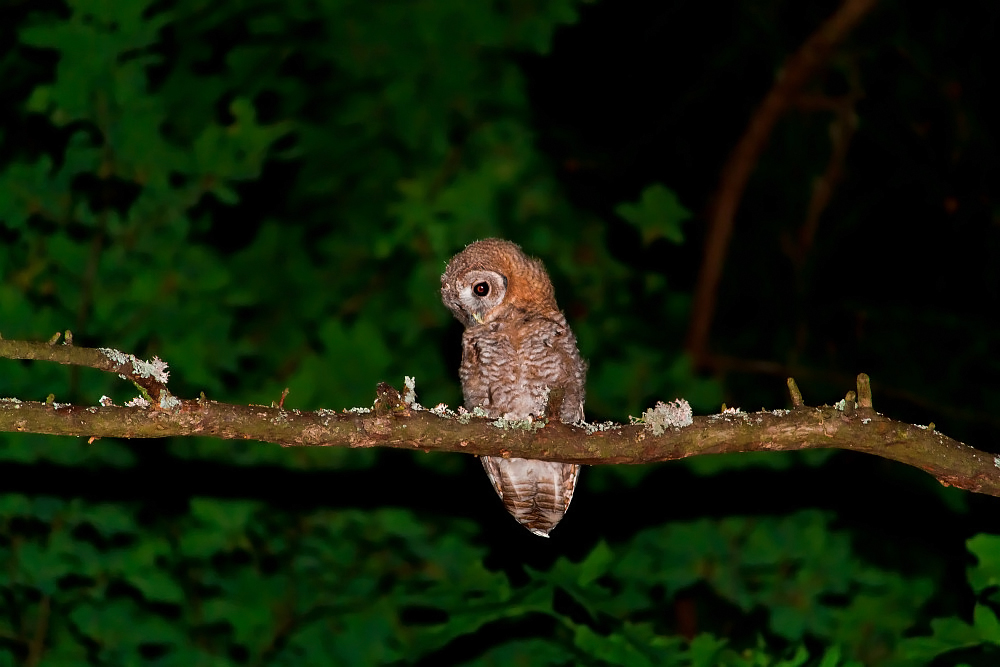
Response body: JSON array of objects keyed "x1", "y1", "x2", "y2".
[{"x1": 440, "y1": 238, "x2": 586, "y2": 537}]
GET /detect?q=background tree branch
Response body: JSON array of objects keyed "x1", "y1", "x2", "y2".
[
  {"x1": 2, "y1": 336, "x2": 997, "y2": 498},
  {"x1": 686, "y1": 0, "x2": 879, "y2": 366}
]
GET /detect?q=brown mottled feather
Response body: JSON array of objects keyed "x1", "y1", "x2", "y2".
[{"x1": 441, "y1": 239, "x2": 586, "y2": 537}]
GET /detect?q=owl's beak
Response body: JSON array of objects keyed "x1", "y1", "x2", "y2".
[{"x1": 472, "y1": 312, "x2": 485, "y2": 324}]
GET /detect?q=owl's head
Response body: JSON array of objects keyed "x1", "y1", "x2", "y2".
[{"x1": 440, "y1": 238, "x2": 556, "y2": 328}]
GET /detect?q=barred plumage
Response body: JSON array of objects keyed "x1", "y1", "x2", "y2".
[{"x1": 441, "y1": 239, "x2": 586, "y2": 537}]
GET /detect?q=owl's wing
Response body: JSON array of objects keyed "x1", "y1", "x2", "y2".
[
  {"x1": 541, "y1": 318, "x2": 586, "y2": 423},
  {"x1": 480, "y1": 455, "x2": 507, "y2": 502},
  {"x1": 480, "y1": 456, "x2": 580, "y2": 537}
]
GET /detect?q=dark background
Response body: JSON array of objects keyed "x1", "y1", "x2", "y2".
[{"x1": 1, "y1": 0, "x2": 999, "y2": 664}]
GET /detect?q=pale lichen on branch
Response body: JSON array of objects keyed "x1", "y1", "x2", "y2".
[
  {"x1": 1, "y1": 336, "x2": 1000, "y2": 499},
  {"x1": 98, "y1": 347, "x2": 170, "y2": 384},
  {"x1": 631, "y1": 399, "x2": 695, "y2": 435}
]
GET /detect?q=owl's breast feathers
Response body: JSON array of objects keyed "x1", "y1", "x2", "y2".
[{"x1": 460, "y1": 311, "x2": 584, "y2": 423}]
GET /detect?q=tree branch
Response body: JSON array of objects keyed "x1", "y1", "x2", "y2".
[
  {"x1": 0, "y1": 332, "x2": 176, "y2": 407},
  {"x1": 686, "y1": 0, "x2": 879, "y2": 366},
  {"x1": 1, "y1": 336, "x2": 999, "y2": 498}
]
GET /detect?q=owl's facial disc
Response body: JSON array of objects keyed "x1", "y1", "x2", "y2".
[{"x1": 457, "y1": 269, "x2": 507, "y2": 326}]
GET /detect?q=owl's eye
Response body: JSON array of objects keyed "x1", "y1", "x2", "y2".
[{"x1": 473, "y1": 282, "x2": 490, "y2": 297}]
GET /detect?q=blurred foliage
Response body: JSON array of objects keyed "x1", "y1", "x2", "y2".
[
  {"x1": 1, "y1": 0, "x2": 999, "y2": 663},
  {"x1": 1, "y1": 495, "x2": 930, "y2": 665},
  {"x1": 893, "y1": 534, "x2": 1000, "y2": 666}
]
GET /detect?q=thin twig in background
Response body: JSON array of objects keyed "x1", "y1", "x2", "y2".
[{"x1": 686, "y1": 0, "x2": 879, "y2": 366}]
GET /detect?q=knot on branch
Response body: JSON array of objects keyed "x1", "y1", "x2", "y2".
[
  {"x1": 374, "y1": 383, "x2": 406, "y2": 417},
  {"x1": 787, "y1": 378, "x2": 805, "y2": 408},
  {"x1": 788, "y1": 373, "x2": 874, "y2": 421},
  {"x1": 856, "y1": 373, "x2": 873, "y2": 412},
  {"x1": 843, "y1": 390, "x2": 857, "y2": 417}
]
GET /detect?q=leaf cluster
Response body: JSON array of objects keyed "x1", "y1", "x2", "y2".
[
  {"x1": 4, "y1": 495, "x2": 969, "y2": 665},
  {"x1": 1, "y1": 0, "x2": 998, "y2": 664}
]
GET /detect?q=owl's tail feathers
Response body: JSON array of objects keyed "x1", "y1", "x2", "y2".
[{"x1": 479, "y1": 456, "x2": 580, "y2": 537}]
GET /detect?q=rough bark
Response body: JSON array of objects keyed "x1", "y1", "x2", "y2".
[{"x1": 1, "y1": 336, "x2": 998, "y2": 498}]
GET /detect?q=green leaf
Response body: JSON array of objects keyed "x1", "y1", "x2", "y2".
[
  {"x1": 69, "y1": 500, "x2": 136, "y2": 536},
  {"x1": 69, "y1": 598, "x2": 185, "y2": 649},
  {"x1": 189, "y1": 497, "x2": 259, "y2": 532},
  {"x1": 973, "y1": 603, "x2": 1000, "y2": 642},
  {"x1": 968, "y1": 534, "x2": 1000, "y2": 594},
  {"x1": 179, "y1": 498, "x2": 259, "y2": 556},
  {"x1": 577, "y1": 540, "x2": 614, "y2": 587},
  {"x1": 572, "y1": 622, "x2": 684, "y2": 667},
  {"x1": 128, "y1": 571, "x2": 185, "y2": 604},
  {"x1": 615, "y1": 184, "x2": 691, "y2": 245},
  {"x1": 895, "y1": 616, "x2": 985, "y2": 663},
  {"x1": 688, "y1": 634, "x2": 729, "y2": 667}
]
